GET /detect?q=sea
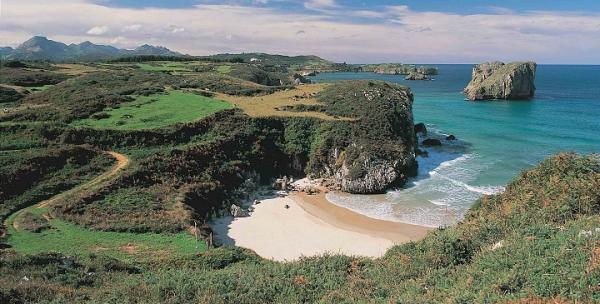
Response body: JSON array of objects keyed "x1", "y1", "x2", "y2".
[{"x1": 308, "y1": 65, "x2": 600, "y2": 227}]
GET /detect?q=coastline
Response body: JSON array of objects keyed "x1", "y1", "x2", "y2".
[
  {"x1": 290, "y1": 188, "x2": 432, "y2": 244},
  {"x1": 210, "y1": 180, "x2": 432, "y2": 261}
]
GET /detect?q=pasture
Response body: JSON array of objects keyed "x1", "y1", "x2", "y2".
[{"x1": 72, "y1": 90, "x2": 233, "y2": 130}]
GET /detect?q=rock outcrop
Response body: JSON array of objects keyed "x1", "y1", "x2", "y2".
[
  {"x1": 404, "y1": 73, "x2": 430, "y2": 81},
  {"x1": 464, "y1": 61, "x2": 536, "y2": 100},
  {"x1": 329, "y1": 152, "x2": 416, "y2": 194},
  {"x1": 414, "y1": 123, "x2": 427, "y2": 135},
  {"x1": 360, "y1": 64, "x2": 438, "y2": 76},
  {"x1": 311, "y1": 80, "x2": 418, "y2": 194},
  {"x1": 230, "y1": 204, "x2": 249, "y2": 217},
  {"x1": 422, "y1": 138, "x2": 442, "y2": 147}
]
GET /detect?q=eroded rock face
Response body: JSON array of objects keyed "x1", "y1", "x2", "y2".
[
  {"x1": 464, "y1": 61, "x2": 536, "y2": 100},
  {"x1": 330, "y1": 153, "x2": 416, "y2": 194}
]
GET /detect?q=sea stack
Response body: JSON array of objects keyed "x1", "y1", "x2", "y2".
[{"x1": 464, "y1": 61, "x2": 536, "y2": 101}]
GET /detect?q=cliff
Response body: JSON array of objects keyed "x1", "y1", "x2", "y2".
[
  {"x1": 307, "y1": 80, "x2": 417, "y2": 193},
  {"x1": 464, "y1": 61, "x2": 536, "y2": 100},
  {"x1": 360, "y1": 64, "x2": 438, "y2": 75}
]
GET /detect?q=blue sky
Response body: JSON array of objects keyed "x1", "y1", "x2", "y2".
[
  {"x1": 99, "y1": 0, "x2": 600, "y2": 14},
  {"x1": 3, "y1": 0, "x2": 600, "y2": 63}
]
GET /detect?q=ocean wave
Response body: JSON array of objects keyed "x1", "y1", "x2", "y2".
[
  {"x1": 426, "y1": 153, "x2": 472, "y2": 175},
  {"x1": 434, "y1": 173, "x2": 504, "y2": 195},
  {"x1": 326, "y1": 192, "x2": 458, "y2": 228}
]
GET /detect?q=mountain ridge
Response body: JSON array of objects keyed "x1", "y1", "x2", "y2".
[{"x1": 1, "y1": 36, "x2": 184, "y2": 61}]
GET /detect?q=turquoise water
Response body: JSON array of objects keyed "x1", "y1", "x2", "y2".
[{"x1": 309, "y1": 66, "x2": 600, "y2": 227}]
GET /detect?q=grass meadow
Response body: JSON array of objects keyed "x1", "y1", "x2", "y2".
[
  {"x1": 72, "y1": 91, "x2": 233, "y2": 130},
  {"x1": 6, "y1": 207, "x2": 205, "y2": 262},
  {"x1": 137, "y1": 63, "x2": 192, "y2": 72}
]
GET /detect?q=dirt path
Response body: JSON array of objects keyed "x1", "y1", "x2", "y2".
[{"x1": 8, "y1": 151, "x2": 130, "y2": 231}]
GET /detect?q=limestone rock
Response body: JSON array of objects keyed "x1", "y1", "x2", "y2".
[
  {"x1": 326, "y1": 151, "x2": 417, "y2": 194},
  {"x1": 464, "y1": 61, "x2": 536, "y2": 100},
  {"x1": 230, "y1": 204, "x2": 249, "y2": 217},
  {"x1": 446, "y1": 135, "x2": 456, "y2": 141},
  {"x1": 404, "y1": 73, "x2": 430, "y2": 81}
]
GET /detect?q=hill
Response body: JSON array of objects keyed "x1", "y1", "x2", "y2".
[
  {"x1": 1, "y1": 57, "x2": 592, "y2": 303},
  {"x1": 0, "y1": 152, "x2": 597, "y2": 303},
  {"x1": 1, "y1": 36, "x2": 183, "y2": 62}
]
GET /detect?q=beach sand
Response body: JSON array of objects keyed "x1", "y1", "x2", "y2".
[{"x1": 210, "y1": 180, "x2": 432, "y2": 261}]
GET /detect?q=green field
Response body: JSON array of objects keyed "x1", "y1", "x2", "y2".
[
  {"x1": 72, "y1": 91, "x2": 233, "y2": 130},
  {"x1": 216, "y1": 65, "x2": 232, "y2": 74},
  {"x1": 137, "y1": 62, "x2": 192, "y2": 72},
  {"x1": 26, "y1": 84, "x2": 54, "y2": 92},
  {"x1": 6, "y1": 207, "x2": 205, "y2": 262}
]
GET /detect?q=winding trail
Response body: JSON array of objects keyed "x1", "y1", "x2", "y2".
[{"x1": 5, "y1": 151, "x2": 130, "y2": 232}]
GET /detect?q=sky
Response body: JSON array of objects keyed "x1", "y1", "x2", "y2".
[{"x1": 2, "y1": 0, "x2": 600, "y2": 63}]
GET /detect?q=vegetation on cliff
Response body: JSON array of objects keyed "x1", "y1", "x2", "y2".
[
  {"x1": 360, "y1": 63, "x2": 438, "y2": 75},
  {"x1": 1, "y1": 59, "x2": 419, "y2": 239},
  {"x1": 1, "y1": 153, "x2": 598, "y2": 303}
]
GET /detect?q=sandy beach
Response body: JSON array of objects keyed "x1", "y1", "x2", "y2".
[{"x1": 210, "y1": 180, "x2": 432, "y2": 261}]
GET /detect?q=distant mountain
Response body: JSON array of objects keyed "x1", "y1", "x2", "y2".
[
  {"x1": 133, "y1": 44, "x2": 181, "y2": 56},
  {"x1": 0, "y1": 47, "x2": 15, "y2": 57},
  {"x1": 0, "y1": 36, "x2": 183, "y2": 61}
]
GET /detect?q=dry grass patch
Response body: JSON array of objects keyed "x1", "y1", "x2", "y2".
[
  {"x1": 214, "y1": 83, "x2": 354, "y2": 121},
  {"x1": 53, "y1": 64, "x2": 104, "y2": 76}
]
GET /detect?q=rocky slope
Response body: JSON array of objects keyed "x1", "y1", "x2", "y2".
[
  {"x1": 308, "y1": 80, "x2": 417, "y2": 193},
  {"x1": 464, "y1": 61, "x2": 536, "y2": 100}
]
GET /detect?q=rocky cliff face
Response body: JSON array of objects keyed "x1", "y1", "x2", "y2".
[
  {"x1": 309, "y1": 80, "x2": 417, "y2": 194},
  {"x1": 464, "y1": 61, "x2": 536, "y2": 100},
  {"x1": 324, "y1": 146, "x2": 416, "y2": 194}
]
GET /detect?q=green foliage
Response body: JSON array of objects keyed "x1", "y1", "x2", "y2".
[
  {"x1": 58, "y1": 183, "x2": 191, "y2": 233},
  {"x1": 216, "y1": 65, "x2": 232, "y2": 74},
  {"x1": 0, "y1": 145, "x2": 113, "y2": 227},
  {"x1": 304, "y1": 80, "x2": 418, "y2": 188},
  {"x1": 18, "y1": 210, "x2": 50, "y2": 233},
  {"x1": 1, "y1": 146, "x2": 599, "y2": 302},
  {"x1": 71, "y1": 91, "x2": 232, "y2": 130},
  {"x1": 6, "y1": 211, "x2": 205, "y2": 261},
  {"x1": 0, "y1": 87, "x2": 26, "y2": 103},
  {"x1": 198, "y1": 53, "x2": 333, "y2": 70},
  {"x1": 227, "y1": 64, "x2": 289, "y2": 86},
  {"x1": 360, "y1": 63, "x2": 439, "y2": 75},
  {"x1": 0, "y1": 67, "x2": 70, "y2": 87},
  {"x1": 137, "y1": 62, "x2": 192, "y2": 72}
]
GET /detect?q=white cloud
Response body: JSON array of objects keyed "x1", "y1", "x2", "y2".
[
  {"x1": 169, "y1": 26, "x2": 185, "y2": 34},
  {"x1": 110, "y1": 36, "x2": 126, "y2": 45},
  {"x1": 86, "y1": 25, "x2": 109, "y2": 35},
  {"x1": 304, "y1": 0, "x2": 337, "y2": 10},
  {"x1": 123, "y1": 24, "x2": 141, "y2": 32},
  {"x1": 2, "y1": 0, "x2": 600, "y2": 63}
]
